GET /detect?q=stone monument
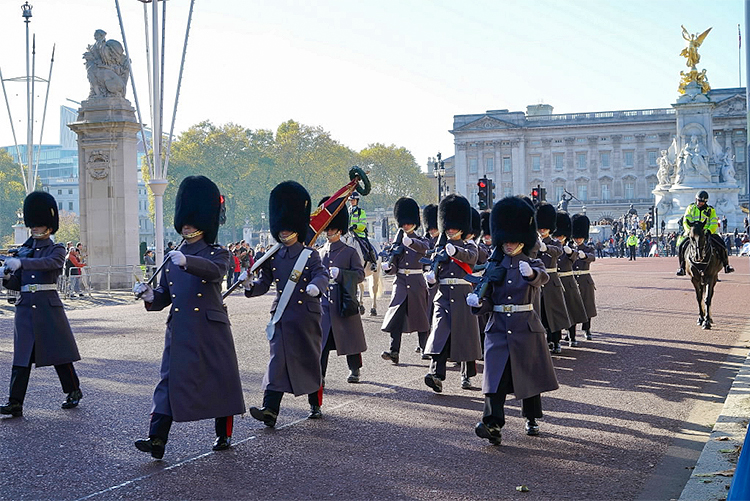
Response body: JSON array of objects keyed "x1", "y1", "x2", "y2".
[
  {"x1": 653, "y1": 25, "x2": 743, "y2": 232},
  {"x1": 68, "y1": 30, "x2": 140, "y2": 288}
]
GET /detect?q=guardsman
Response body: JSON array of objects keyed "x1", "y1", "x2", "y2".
[
  {"x1": 571, "y1": 214, "x2": 597, "y2": 342},
  {"x1": 423, "y1": 195, "x2": 480, "y2": 392},
  {"x1": 381, "y1": 197, "x2": 431, "y2": 365},
  {"x1": 417, "y1": 203, "x2": 439, "y2": 359},
  {"x1": 348, "y1": 191, "x2": 378, "y2": 268},
  {"x1": 458, "y1": 207, "x2": 485, "y2": 388},
  {"x1": 468, "y1": 196, "x2": 558, "y2": 445},
  {"x1": 317, "y1": 196, "x2": 367, "y2": 388},
  {"x1": 676, "y1": 190, "x2": 734, "y2": 275},
  {"x1": 0, "y1": 192, "x2": 83, "y2": 418},
  {"x1": 554, "y1": 212, "x2": 588, "y2": 347},
  {"x1": 243, "y1": 181, "x2": 329, "y2": 425},
  {"x1": 476, "y1": 211, "x2": 493, "y2": 352},
  {"x1": 532, "y1": 203, "x2": 571, "y2": 355},
  {"x1": 132, "y1": 176, "x2": 245, "y2": 459}
]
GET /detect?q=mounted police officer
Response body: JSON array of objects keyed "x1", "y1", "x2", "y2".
[
  {"x1": 1, "y1": 191, "x2": 83, "y2": 418},
  {"x1": 348, "y1": 192, "x2": 378, "y2": 270},
  {"x1": 676, "y1": 190, "x2": 734, "y2": 276},
  {"x1": 133, "y1": 176, "x2": 245, "y2": 458}
]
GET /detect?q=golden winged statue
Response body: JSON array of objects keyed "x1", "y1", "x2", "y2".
[{"x1": 680, "y1": 25, "x2": 712, "y2": 68}]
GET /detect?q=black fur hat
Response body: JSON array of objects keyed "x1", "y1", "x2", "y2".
[
  {"x1": 491, "y1": 196, "x2": 537, "y2": 255},
  {"x1": 318, "y1": 196, "x2": 348, "y2": 235},
  {"x1": 438, "y1": 194, "x2": 471, "y2": 236},
  {"x1": 536, "y1": 203, "x2": 557, "y2": 232},
  {"x1": 553, "y1": 211, "x2": 572, "y2": 239},
  {"x1": 269, "y1": 181, "x2": 311, "y2": 243},
  {"x1": 24, "y1": 191, "x2": 59, "y2": 234},
  {"x1": 571, "y1": 214, "x2": 590, "y2": 240},
  {"x1": 394, "y1": 197, "x2": 420, "y2": 229},
  {"x1": 480, "y1": 211, "x2": 491, "y2": 239},
  {"x1": 422, "y1": 204, "x2": 438, "y2": 231},
  {"x1": 469, "y1": 208, "x2": 481, "y2": 239},
  {"x1": 174, "y1": 176, "x2": 222, "y2": 244}
]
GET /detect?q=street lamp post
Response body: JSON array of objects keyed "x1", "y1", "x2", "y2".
[
  {"x1": 261, "y1": 212, "x2": 266, "y2": 246},
  {"x1": 433, "y1": 152, "x2": 445, "y2": 202},
  {"x1": 22, "y1": 2, "x2": 32, "y2": 194}
]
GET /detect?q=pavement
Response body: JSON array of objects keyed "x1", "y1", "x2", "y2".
[{"x1": 0, "y1": 254, "x2": 748, "y2": 500}]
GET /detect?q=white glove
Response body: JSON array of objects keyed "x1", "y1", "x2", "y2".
[
  {"x1": 424, "y1": 270, "x2": 436, "y2": 284},
  {"x1": 329, "y1": 267, "x2": 340, "y2": 280},
  {"x1": 237, "y1": 270, "x2": 249, "y2": 283},
  {"x1": 563, "y1": 245, "x2": 573, "y2": 255},
  {"x1": 381, "y1": 262, "x2": 392, "y2": 272},
  {"x1": 466, "y1": 293, "x2": 481, "y2": 308},
  {"x1": 305, "y1": 284, "x2": 320, "y2": 297},
  {"x1": 445, "y1": 243, "x2": 456, "y2": 256},
  {"x1": 168, "y1": 250, "x2": 187, "y2": 267},
  {"x1": 519, "y1": 261, "x2": 533, "y2": 278},
  {"x1": 578, "y1": 250, "x2": 586, "y2": 259},
  {"x1": 5, "y1": 258, "x2": 21, "y2": 271},
  {"x1": 2, "y1": 268, "x2": 12, "y2": 279},
  {"x1": 538, "y1": 240, "x2": 547, "y2": 253},
  {"x1": 132, "y1": 282, "x2": 154, "y2": 302},
  {"x1": 402, "y1": 234, "x2": 413, "y2": 247}
]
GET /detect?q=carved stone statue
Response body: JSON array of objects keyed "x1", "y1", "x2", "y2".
[
  {"x1": 720, "y1": 151, "x2": 737, "y2": 184},
  {"x1": 656, "y1": 149, "x2": 672, "y2": 186},
  {"x1": 84, "y1": 29, "x2": 129, "y2": 99},
  {"x1": 680, "y1": 25, "x2": 712, "y2": 69},
  {"x1": 675, "y1": 135, "x2": 711, "y2": 184}
]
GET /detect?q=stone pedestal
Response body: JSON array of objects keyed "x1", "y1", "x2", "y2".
[
  {"x1": 13, "y1": 223, "x2": 28, "y2": 246},
  {"x1": 67, "y1": 97, "x2": 141, "y2": 289}
]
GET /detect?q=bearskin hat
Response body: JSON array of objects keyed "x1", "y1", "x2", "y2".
[
  {"x1": 438, "y1": 194, "x2": 472, "y2": 236},
  {"x1": 422, "y1": 204, "x2": 438, "y2": 231},
  {"x1": 318, "y1": 196, "x2": 348, "y2": 235},
  {"x1": 571, "y1": 213, "x2": 590, "y2": 240},
  {"x1": 269, "y1": 181, "x2": 311, "y2": 243},
  {"x1": 536, "y1": 203, "x2": 557, "y2": 232},
  {"x1": 23, "y1": 191, "x2": 59, "y2": 234},
  {"x1": 469, "y1": 208, "x2": 481, "y2": 239},
  {"x1": 174, "y1": 176, "x2": 222, "y2": 244},
  {"x1": 480, "y1": 211, "x2": 491, "y2": 239},
  {"x1": 552, "y1": 211, "x2": 572, "y2": 239},
  {"x1": 394, "y1": 197, "x2": 420, "y2": 229},
  {"x1": 491, "y1": 196, "x2": 537, "y2": 255}
]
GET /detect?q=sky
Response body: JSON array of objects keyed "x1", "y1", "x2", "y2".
[{"x1": 0, "y1": 0, "x2": 745, "y2": 172}]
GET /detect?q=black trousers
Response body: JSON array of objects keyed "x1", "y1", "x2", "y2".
[
  {"x1": 429, "y1": 336, "x2": 450, "y2": 380},
  {"x1": 483, "y1": 360, "x2": 542, "y2": 428},
  {"x1": 387, "y1": 301, "x2": 428, "y2": 354},
  {"x1": 262, "y1": 387, "x2": 322, "y2": 411},
  {"x1": 148, "y1": 413, "x2": 234, "y2": 442},
  {"x1": 8, "y1": 362, "x2": 79, "y2": 405},
  {"x1": 628, "y1": 246, "x2": 636, "y2": 260},
  {"x1": 321, "y1": 329, "x2": 362, "y2": 377}
]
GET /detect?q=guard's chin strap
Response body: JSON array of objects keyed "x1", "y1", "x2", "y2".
[
  {"x1": 279, "y1": 232, "x2": 298, "y2": 244},
  {"x1": 32, "y1": 229, "x2": 51, "y2": 239},
  {"x1": 182, "y1": 229, "x2": 204, "y2": 239}
]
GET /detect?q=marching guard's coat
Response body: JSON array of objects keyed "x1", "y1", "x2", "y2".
[
  {"x1": 246, "y1": 241, "x2": 329, "y2": 396},
  {"x1": 147, "y1": 240, "x2": 245, "y2": 422},
  {"x1": 4, "y1": 237, "x2": 80, "y2": 367},
  {"x1": 573, "y1": 243, "x2": 597, "y2": 318},
  {"x1": 319, "y1": 240, "x2": 367, "y2": 355},
  {"x1": 472, "y1": 253, "x2": 558, "y2": 399},
  {"x1": 424, "y1": 241, "x2": 481, "y2": 362},
  {"x1": 557, "y1": 249, "x2": 588, "y2": 325},
  {"x1": 533, "y1": 237, "x2": 572, "y2": 332},
  {"x1": 381, "y1": 236, "x2": 431, "y2": 334}
]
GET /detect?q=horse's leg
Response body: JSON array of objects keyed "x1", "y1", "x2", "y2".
[
  {"x1": 692, "y1": 277, "x2": 705, "y2": 326},
  {"x1": 703, "y1": 277, "x2": 716, "y2": 330},
  {"x1": 358, "y1": 282, "x2": 366, "y2": 315},
  {"x1": 369, "y1": 271, "x2": 378, "y2": 316}
]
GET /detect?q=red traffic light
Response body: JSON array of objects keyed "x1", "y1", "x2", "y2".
[
  {"x1": 478, "y1": 181, "x2": 487, "y2": 188},
  {"x1": 531, "y1": 189, "x2": 539, "y2": 197}
]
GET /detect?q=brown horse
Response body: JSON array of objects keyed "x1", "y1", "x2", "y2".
[{"x1": 685, "y1": 220, "x2": 722, "y2": 329}]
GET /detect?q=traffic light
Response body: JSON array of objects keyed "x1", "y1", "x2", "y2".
[
  {"x1": 487, "y1": 179, "x2": 496, "y2": 208},
  {"x1": 539, "y1": 187, "x2": 547, "y2": 202},
  {"x1": 477, "y1": 177, "x2": 488, "y2": 210},
  {"x1": 530, "y1": 184, "x2": 541, "y2": 204}
]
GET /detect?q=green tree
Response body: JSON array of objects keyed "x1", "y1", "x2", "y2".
[
  {"x1": 358, "y1": 143, "x2": 432, "y2": 211},
  {"x1": 54, "y1": 210, "x2": 80, "y2": 246},
  {"x1": 0, "y1": 150, "x2": 28, "y2": 243}
]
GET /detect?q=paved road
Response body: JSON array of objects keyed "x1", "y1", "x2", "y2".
[{"x1": 0, "y1": 255, "x2": 747, "y2": 500}]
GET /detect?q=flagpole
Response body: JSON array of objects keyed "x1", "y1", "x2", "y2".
[{"x1": 740, "y1": 24, "x2": 743, "y2": 88}]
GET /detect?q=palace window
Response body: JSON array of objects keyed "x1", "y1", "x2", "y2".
[
  {"x1": 554, "y1": 154, "x2": 564, "y2": 171},
  {"x1": 503, "y1": 183, "x2": 512, "y2": 198},
  {"x1": 469, "y1": 158, "x2": 478, "y2": 173},
  {"x1": 577, "y1": 184, "x2": 588, "y2": 201},
  {"x1": 531, "y1": 156, "x2": 541, "y2": 171},
  {"x1": 601, "y1": 183, "x2": 610, "y2": 201},
  {"x1": 68, "y1": 202, "x2": 73, "y2": 211},
  {"x1": 577, "y1": 153, "x2": 586, "y2": 169},
  {"x1": 503, "y1": 157, "x2": 511, "y2": 172},
  {"x1": 623, "y1": 151, "x2": 634, "y2": 168},
  {"x1": 600, "y1": 152, "x2": 610, "y2": 168},
  {"x1": 624, "y1": 182, "x2": 635, "y2": 199},
  {"x1": 555, "y1": 185, "x2": 565, "y2": 202},
  {"x1": 486, "y1": 157, "x2": 494, "y2": 173},
  {"x1": 647, "y1": 150, "x2": 658, "y2": 166}
]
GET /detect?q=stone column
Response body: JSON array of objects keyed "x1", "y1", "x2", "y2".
[{"x1": 68, "y1": 97, "x2": 141, "y2": 289}]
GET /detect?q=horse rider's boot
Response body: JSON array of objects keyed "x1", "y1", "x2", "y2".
[
  {"x1": 676, "y1": 267, "x2": 686, "y2": 276},
  {"x1": 725, "y1": 264, "x2": 735, "y2": 273}
]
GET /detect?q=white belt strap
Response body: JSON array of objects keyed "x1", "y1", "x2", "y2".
[
  {"x1": 266, "y1": 249, "x2": 313, "y2": 341},
  {"x1": 397, "y1": 269, "x2": 422, "y2": 275},
  {"x1": 439, "y1": 278, "x2": 470, "y2": 286},
  {"x1": 557, "y1": 271, "x2": 574, "y2": 277},
  {"x1": 573, "y1": 270, "x2": 591, "y2": 276},
  {"x1": 20, "y1": 284, "x2": 57, "y2": 292},
  {"x1": 545, "y1": 267, "x2": 557, "y2": 273},
  {"x1": 492, "y1": 304, "x2": 534, "y2": 313}
]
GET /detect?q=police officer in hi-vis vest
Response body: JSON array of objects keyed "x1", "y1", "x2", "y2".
[{"x1": 676, "y1": 190, "x2": 734, "y2": 275}]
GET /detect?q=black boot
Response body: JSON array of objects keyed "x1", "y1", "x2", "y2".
[
  {"x1": 0, "y1": 399, "x2": 22, "y2": 417},
  {"x1": 475, "y1": 422, "x2": 502, "y2": 445},
  {"x1": 134, "y1": 437, "x2": 166, "y2": 459},
  {"x1": 62, "y1": 389, "x2": 83, "y2": 409},
  {"x1": 212, "y1": 436, "x2": 232, "y2": 451},
  {"x1": 249, "y1": 407, "x2": 278, "y2": 427},
  {"x1": 308, "y1": 405, "x2": 322, "y2": 419}
]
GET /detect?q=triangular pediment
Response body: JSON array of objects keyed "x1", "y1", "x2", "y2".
[
  {"x1": 455, "y1": 116, "x2": 519, "y2": 132},
  {"x1": 713, "y1": 94, "x2": 746, "y2": 116}
]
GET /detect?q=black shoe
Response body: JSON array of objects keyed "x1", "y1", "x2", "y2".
[
  {"x1": 569, "y1": 340, "x2": 579, "y2": 348},
  {"x1": 308, "y1": 405, "x2": 322, "y2": 419},
  {"x1": 424, "y1": 373, "x2": 443, "y2": 393},
  {"x1": 0, "y1": 400, "x2": 22, "y2": 417},
  {"x1": 553, "y1": 343, "x2": 562, "y2": 354},
  {"x1": 461, "y1": 376, "x2": 472, "y2": 389},
  {"x1": 249, "y1": 406, "x2": 278, "y2": 428},
  {"x1": 421, "y1": 353, "x2": 430, "y2": 360},
  {"x1": 212, "y1": 436, "x2": 231, "y2": 451},
  {"x1": 676, "y1": 268, "x2": 686, "y2": 276},
  {"x1": 525, "y1": 419, "x2": 540, "y2": 436},
  {"x1": 562, "y1": 333, "x2": 570, "y2": 341},
  {"x1": 475, "y1": 422, "x2": 502, "y2": 445},
  {"x1": 415, "y1": 346, "x2": 422, "y2": 353},
  {"x1": 381, "y1": 351, "x2": 399, "y2": 365},
  {"x1": 62, "y1": 389, "x2": 83, "y2": 409},
  {"x1": 725, "y1": 265, "x2": 735, "y2": 274},
  {"x1": 347, "y1": 369, "x2": 360, "y2": 384},
  {"x1": 134, "y1": 437, "x2": 166, "y2": 459},
  {"x1": 585, "y1": 330, "x2": 592, "y2": 341}
]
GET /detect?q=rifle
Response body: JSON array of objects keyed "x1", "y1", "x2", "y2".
[
  {"x1": 464, "y1": 247, "x2": 505, "y2": 300},
  {"x1": 379, "y1": 228, "x2": 404, "y2": 267},
  {"x1": 419, "y1": 232, "x2": 449, "y2": 274}
]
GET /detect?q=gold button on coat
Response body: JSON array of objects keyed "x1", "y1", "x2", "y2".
[{"x1": 174, "y1": 308, "x2": 179, "y2": 312}]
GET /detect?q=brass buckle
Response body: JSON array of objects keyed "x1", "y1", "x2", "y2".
[
  {"x1": 501, "y1": 305, "x2": 513, "y2": 313},
  {"x1": 28, "y1": 284, "x2": 38, "y2": 293},
  {"x1": 289, "y1": 270, "x2": 302, "y2": 283}
]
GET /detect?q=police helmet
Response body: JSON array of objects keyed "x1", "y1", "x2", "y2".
[
  {"x1": 696, "y1": 190, "x2": 709, "y2": 202},
  {"x1": 349, "y1": 192, "x2": 360, "y2": 201}
]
